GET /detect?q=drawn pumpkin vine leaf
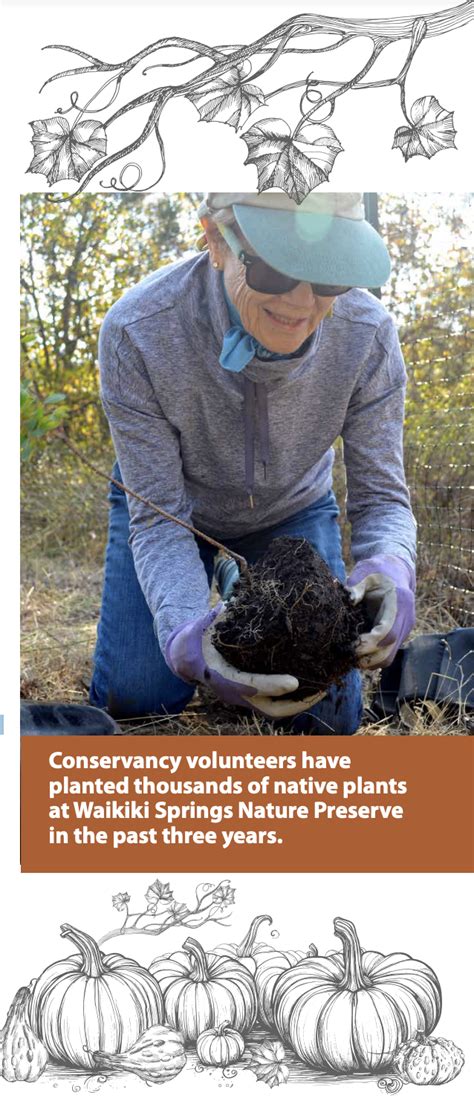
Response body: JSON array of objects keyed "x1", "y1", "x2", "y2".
[{"x1": 26, "y1": 3, "x2": 472, "y2": 203}]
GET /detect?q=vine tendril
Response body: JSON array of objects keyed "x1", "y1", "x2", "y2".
[
  {"x1": 378, "y1": 1077, "x2": 404, "y2": 1095},
  {"x1": 57, "y1": 91, "x2": 79, "y2": 115}
]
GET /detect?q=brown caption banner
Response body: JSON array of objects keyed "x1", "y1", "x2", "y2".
[{"x1": 21, "y1": 735, "x2": 474, "y2": 873}]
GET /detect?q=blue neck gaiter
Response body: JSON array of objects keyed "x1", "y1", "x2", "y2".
[{"x1": 219, "y1": 279, "x2": 310, "y2": 372}]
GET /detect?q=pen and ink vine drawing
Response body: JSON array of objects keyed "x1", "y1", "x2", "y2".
[
  {"x1": 26, "y1": 3, "x2": 474, "y2": 203},
  {"x1": 0, "y1": 879, "x2": 465, "y2": 1090}
]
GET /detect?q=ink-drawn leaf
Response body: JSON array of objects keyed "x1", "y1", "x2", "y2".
[
  {"x1": 112, "y1": 892, "x2": 130, "y2": 912},
  {"x1": 27, "y1": 116, "x2": 107, "y2": 185},
  {"x1": 392, "y1": 96, "x2": 456, "y2": 161},
  {"x1": 247, "y1": 1040, "x2": 289, "y2": 1087},
  {"x1": 212, "y1": 882, "x2": 236, "y2": 907},
  {"x1": 168, "y1": 901, "x2": 191, "y2": 921},
  {"x1": 241, "y1": 118, "x2": 343, "y2": 203},
  {"x1": 187, "y1": 64, "x2": 266, "y2": 130},
  {"x1": 145, "y1": 879, "x2": 174, "y2": 912}
]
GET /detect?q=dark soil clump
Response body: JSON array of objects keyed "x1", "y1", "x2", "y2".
[{"x1": 212, "y1": 536, "x2": 364, "y2": 697}]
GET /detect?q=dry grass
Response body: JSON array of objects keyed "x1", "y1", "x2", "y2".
[
  {"x1": 20, "y1": 556, "x2": 472, "y2": 735},
  {"x1": 21, "y1": 456, "x2": 472, "y2": 736},
  {"x1": 21, "y1": 556, "x2": 102, "y2": 704}
]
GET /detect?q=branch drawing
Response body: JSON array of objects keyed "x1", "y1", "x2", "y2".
[
  {"x1": 27, "y1": 3, "x2": 473, "y2": 202},
  {"x1": 98, "y1": 877, "x2": 236, "y2": 946}
]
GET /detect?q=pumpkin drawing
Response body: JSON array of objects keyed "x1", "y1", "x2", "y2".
[
  {"x1": 213, "y1": 914, "x2": 273, "y2": 973},
  {"x1": 272, "y1": 917, "x2": 442, "y2": 1073},
  {"x1": 196, "y1": 1021, "x2": 245, "y2": 1066},
  {"x1": 149, "y1": 936, "x2": 257, "y2": 1042},
  {"x1": 28, "y1": 924, "x2": 165, "y2": 1069},
  {"x1": 393, "y1": 1034, "x2": 464, "y2": 1085},
  {"x1": 256, "y1": 944, "x2": 318, "y2": 1030}
]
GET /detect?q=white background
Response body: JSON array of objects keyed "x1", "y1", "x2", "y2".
[
  {"x1": 1, "y1": 2, "x2": 473, "y2": 1097},
  {"x1": 0, "y1": 873, "x2": 473, "y2": 1097},
  {"x1": 2, "y1": 2, "x2": 474, "y2": 193}
]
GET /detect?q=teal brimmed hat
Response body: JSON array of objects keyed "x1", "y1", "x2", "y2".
[{"x1": 199, "y1": 192, "x2": 391, "y2": 287}]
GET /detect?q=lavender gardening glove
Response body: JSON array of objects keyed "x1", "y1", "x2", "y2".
[
  {"x1": 165, "y1": 603, "x2": 326, "y2": 718},
  {"x1": 346, "y1": 554, "x2": 416, "y2": 670}
]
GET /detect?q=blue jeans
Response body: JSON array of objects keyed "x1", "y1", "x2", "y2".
[{"x1": 90, "y1": 466, "x2": 363, "y2": 734}]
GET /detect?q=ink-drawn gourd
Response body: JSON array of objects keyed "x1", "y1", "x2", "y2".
[
  {"x1": 1, "y1": 984, "x2": 48, "y2": 1082},
  {"x1": 149, "y1": 936, "x2": 258, "y2": 1042},
  {"x1": 92, "y1": 1024, "x2": 186, "y2": 1083},
  {"x1": 28, "y1": 924, "x2": 165, "y2": 1070},
  {"x1": 213, "y1": 914, "x2": 273, "y2": 973},
  {"x1": 272, "y1": 917, "x2": 442, "y2": 1073},
  {"x1": 393, "y1": 1034, "x2": 464, "y2": 1085},
  {"x1": 255, "y1": 944, "x2": 319, "y2": 1030},
  {"x1": 196, "y1": 1021, "x2": 245, "y2": 1066}
]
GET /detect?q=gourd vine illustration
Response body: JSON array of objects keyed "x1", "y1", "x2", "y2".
[
  {"x1": 27, "y1": 3, "x2": 474, "y2": 203},
  {"x1": 0, "y1": 903, "x2": 466, "y2": 1090}
]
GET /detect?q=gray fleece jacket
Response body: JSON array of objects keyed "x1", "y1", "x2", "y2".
[{"x1": 99, "y1": 252, "x2": 416, "y2": 651}]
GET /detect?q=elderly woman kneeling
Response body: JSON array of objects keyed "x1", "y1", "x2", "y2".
[{"x1": 90, "y1": 191, "x2": 416, "y2": 734}]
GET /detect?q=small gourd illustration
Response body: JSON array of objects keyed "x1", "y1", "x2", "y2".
[
  {"x1": 393, "y1": 1034, "x2": 465, "y2": 1085},
  {"x1": 1, "y1": 984, "x2": 48, "y2": 1083},
  {"x1": 92, "y1": 1024, "x2": 186, "y2": 1083}
]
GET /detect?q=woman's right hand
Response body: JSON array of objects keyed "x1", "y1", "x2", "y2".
[{"x1": 165, "y1": 605, "x2": 326, "y2": 718}]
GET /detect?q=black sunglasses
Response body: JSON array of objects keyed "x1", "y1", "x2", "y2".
[{"x1": 220, "y1": 224, "x2": 352, "y2": 298}]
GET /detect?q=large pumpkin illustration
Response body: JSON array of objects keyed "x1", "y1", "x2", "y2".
[
  {"x1": 28, "y1": 924, "x2": 165, "y2": 1069},
  {"x1": 149, "y1": 936, "x2": 257, "y2": 1042},
  {"x1": 272, "y1": 917, "x2": 442, "y2": 1073}
]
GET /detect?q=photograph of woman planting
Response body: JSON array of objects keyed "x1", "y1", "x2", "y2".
[
  {"x1": 20, "y1": 192, "x2": 473, "y2": 735},
  {"x1": 91, "y1": 190, "x2": 415, "y2": 735}
]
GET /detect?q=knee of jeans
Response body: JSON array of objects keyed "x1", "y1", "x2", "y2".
[{"x1": 90, "y1": 666, "x2": 194, "y2": 720}]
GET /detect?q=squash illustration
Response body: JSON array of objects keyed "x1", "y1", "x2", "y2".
[
  {"x1": 213, "y1": 914, "x2": 273, "y2": 973},
  {"x1": 272, "y1": 917, "x2": 442, "y2": 1073},
  {"x1": 28, "y1": 924, "x2": 165, "y2": 1069},
  {"x1": 393, "y1": 1034, "x2": 464, "y2": 1085},
  {"x1": 150, "y1": 936, "x2": 258, "y2": 1042},
  {"x1": 196, "y1": 1021, "x2": 245, "y2": 1067},
  {"x1": 255, "y1": 944, "x2": 318, "y2": 1030},
  {"x1": 92, "y1": 1024, "x2": 186, "y2": 1083},
  {"x1": 1, "y1": 984, "x2": 48, "y2": 1082}
]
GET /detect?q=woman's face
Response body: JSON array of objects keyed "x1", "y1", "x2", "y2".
[{"x1": 218, "y1": 229, "x2": 336, "y2": 354}]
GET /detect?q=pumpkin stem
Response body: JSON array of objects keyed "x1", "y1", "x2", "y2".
[
  {"x1": 307, "y1": 944, "x2": 318, "y2": 957},
  {"x1": 237, "y1": 915, "x2": 272, "y2": 957},
  {"x1": 183, "y1": 937, "x2": 210, "y2": 982},
  {"x1": 216, "y1": 1021, "x2": 231, "y2": 1036},
  {"x1": 334, "y1": 917, "x2": 369, "y2": 992},
  {"x1": 60, "y1": 924, "x2": 105, "y2": 978}
]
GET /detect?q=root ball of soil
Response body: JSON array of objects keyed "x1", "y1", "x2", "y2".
[{"x1": 212, "y1": 536, "x2": 363, "y2": 696}]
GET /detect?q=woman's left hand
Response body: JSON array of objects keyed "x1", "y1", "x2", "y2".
[{"x1": 347, "y1": 554, "x2": 416, "y2": 669}]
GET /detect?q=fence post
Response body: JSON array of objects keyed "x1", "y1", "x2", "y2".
[{"x1": 363, "y1": 193, "x2": 382, "y2": 299}]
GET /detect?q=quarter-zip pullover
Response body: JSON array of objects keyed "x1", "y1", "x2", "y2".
[{"x1": 99, "y1": 252, "x2": 416, "y2": 650}]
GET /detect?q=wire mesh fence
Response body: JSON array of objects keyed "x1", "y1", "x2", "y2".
[
  {"x1": 403, "y1": 300, "x2": 473, "y2": 627},
  {"x1": 336, "y1": 298, "x2": 473, "y2": 628}
]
